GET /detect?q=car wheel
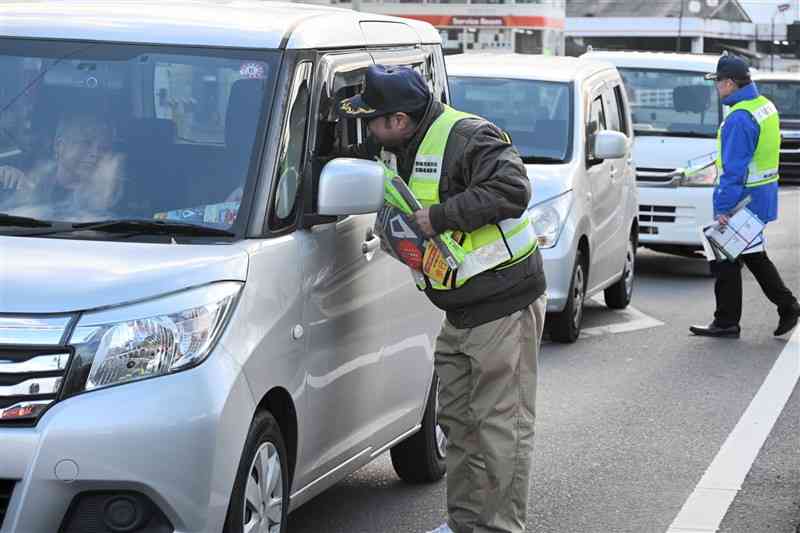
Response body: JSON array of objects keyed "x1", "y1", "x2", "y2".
[
  {"x1": 224, "y1": 412, "x2": 289, "y2": 533},
  {"x1": 390, "y1": 372, "x2": 447, "y2": 483},
  {"x1": 548, "y1": 249, "x2": 586, "y2": 343},
  {"x1": 604, "y1": 234, "x2": 635, "y2": 309}
]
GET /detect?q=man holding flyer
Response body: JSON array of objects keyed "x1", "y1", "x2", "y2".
[
  {"x1": 690, "y1": 55, "x2": 799, "y2": 338},
  {"x1": 337, "y1": 65, "x2": 546, "y2": 533}
]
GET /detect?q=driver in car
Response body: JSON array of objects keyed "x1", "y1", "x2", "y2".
[{"x1": 0, "y1": 111, "x2": 124, "y2": 213}]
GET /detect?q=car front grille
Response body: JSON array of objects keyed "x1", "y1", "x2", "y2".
[
  {"x1": 639, "y1": 204, "x2": 677, "y2": 224},
  {"x1": 636, "y1": 167, "x2": 679, "y2": 183},
  {"x1": 0, "y1": 347, "x2": 71, "y2": 426},
  {"x1": 0, "y1": 479, "x2": 15, "y2": 529}
]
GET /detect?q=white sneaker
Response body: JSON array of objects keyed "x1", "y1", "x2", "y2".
[{"x1": 425, "y1": 524, "x2": 454, "y2": 533}]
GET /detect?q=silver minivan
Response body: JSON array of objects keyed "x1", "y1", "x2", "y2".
[
  {"x1": 447, "y1": 54, "x2": 639, "y2": 342},
  {"x1": 0, "y1": 2, "x2": 449, "y2": 532}
]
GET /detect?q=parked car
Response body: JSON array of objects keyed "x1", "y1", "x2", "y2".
[
  {"x1": 753, "y1": 71, "x2": 800, "y2": 183},
  {"x1": 583, "y1": 51, "x2": 723, "y2": 258},
  {"x1": 0, "y1": 2, "x2": 449, "y2": 532},
  {"x1": 446, "y1": 53, "x2": 639, "y2": 343}
]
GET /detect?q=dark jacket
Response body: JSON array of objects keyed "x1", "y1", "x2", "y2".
[{"x1": 346, "y1": 99, "x2": 546, "y2": 328}]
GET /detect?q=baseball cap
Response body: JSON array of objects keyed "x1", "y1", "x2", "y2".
[
  {"x1": 705, "y1": 55, "x2": 751, "y2": 81},
  {"x1": 338, "y1": 64, "x2": 431, "y2": 119}
]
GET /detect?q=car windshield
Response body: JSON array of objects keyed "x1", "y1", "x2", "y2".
[
  {"x1": 756, "y1": 80, "x2": 800, "y2": 119},
  {"x1": 617, "y1": 68, "x2": 721, "y2": 138},
  {"x1": 0, "y1": 39, "x2": 278, "y2": 236},
  {"x1": 449, "y1": 76, "x2": 573, "y2": 163}
]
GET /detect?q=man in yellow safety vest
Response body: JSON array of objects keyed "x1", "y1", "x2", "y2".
[
  {"x1": 690, "y1": 55, "x2": 799, "y2": 338},
  {"x1": 338, "y1": 65, "x2": 547, "y2": 533}
]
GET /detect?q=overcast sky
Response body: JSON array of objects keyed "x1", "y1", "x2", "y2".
[{"x1": 740, "y1": 0, "x2": 798, "y2": 23}]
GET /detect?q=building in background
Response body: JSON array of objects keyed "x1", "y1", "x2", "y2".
[
  {"x1": 299, "y1": 0, "x2": 566, "y2": 55},
  {"x1": 566, "y1": 0, "x2": 800, "y2": 71}
]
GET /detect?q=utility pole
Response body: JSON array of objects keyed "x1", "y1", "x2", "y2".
[
  {"x1": 773, "y1": 3, "x2": 792, "y2": 72},
  {"x1": 677, "y1": 0, "x2": 685, "y2": 53}
]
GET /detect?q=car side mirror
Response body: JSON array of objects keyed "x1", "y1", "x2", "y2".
[
  {"x1": 317, "y1": 158, "x2": 385, "y2": 216},
  {"x1": 593, "y1": 130, "x2": 628, "y2": 160}
]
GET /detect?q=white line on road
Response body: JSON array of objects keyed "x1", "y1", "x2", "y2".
[
  {"x1": 666, "y1": 329, "x2": 800, "y2": 533},
  {"x1": 581, "y1": 300, "x2": 665, "y2": 338}
]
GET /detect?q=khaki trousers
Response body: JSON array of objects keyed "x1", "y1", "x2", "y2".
[{"x1": 434, "y1": 294, "x2": 546, "y2": 533}]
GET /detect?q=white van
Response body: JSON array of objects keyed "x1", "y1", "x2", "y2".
[
  {"x1": 447, "y1": 54, "x2": 638, "y2": 342},
  {"x1": 752, "y1": 71, "x2": 800, "y2": 183},
  {"x1": 584, "y1": 51, "x2": 722, "y2": 257}
]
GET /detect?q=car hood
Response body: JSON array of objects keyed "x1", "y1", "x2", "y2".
[
  {"x1": 633, "y1": 136, "x2": 717, "y2": 170},
  {"x1": 526, "y1": 163, "x2": 574, "y2": 206},
  {"x1": 0, "y1": 236, "x2": 249, "y2": 314}
]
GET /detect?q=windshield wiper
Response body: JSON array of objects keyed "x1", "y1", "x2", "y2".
[
  {"x1": 0, "y1": 213, "x2": 53, "y2": 228},
  {"x1": 71, "y1": 219, "x2": 235, "y2": 237},
  {"x1": 24, "y1": 218, "x2": 235, "y2": 238},
  {"x1": 639, "y1": 130, "x2": 714, "y2": 139},
  {"x1": 522, "y1": 156, "x2": 564, "y2": 164}
]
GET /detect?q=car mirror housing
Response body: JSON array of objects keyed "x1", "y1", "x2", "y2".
[
  {"x1": 593, "y1": 130, "x2": 629, "y2": 161},
  {"x1": 317, "y1": 158, "x2": 385, "y2": 216}
]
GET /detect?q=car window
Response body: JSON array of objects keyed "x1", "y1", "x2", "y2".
[
  {"x1": 587, "y1": 95, "x2": 606, "y2": 161},
  {"x1": 449, "y1": 76, "x2": 573, "y2": 163},
  {"x1": 617, "y1": 67, "x2": 720, "y2": 138},
  {"x1": 588, "y1": 94, "x2": 606, "y2": 131},
  {"x1": 154, "y1": 60, "x2": 251, "y2": 145},
  {"x1": 757, "y1": 81, "x2": 800, "y2": 119},
  {"x1": 271, "y1": 62, "x2": 312, "y2": 229},
  {"x1": 0, "y1": 39, "x2": 278, "y2": 234},
  {"x1": 613, "y1": 85, "x2": 630, "y2": 136},
  {"x1": 604, "y1": 88, "x2": 622, "y2": 133}
]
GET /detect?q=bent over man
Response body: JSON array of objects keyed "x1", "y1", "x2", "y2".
[{"x1": 337, "y1": 65, "x2": 547, "y2": 533}]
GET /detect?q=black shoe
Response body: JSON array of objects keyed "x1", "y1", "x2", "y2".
[
  {"x1": 774, "y1": 303, "x2": 800, "y2": 336},
  {"x1": 690, "y1": 322, "x2": 741, "y2": 338}
]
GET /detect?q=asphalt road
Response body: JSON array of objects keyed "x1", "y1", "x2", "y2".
[{"x1": 288, "y1": 186, "x2": 800, "y2": 533}]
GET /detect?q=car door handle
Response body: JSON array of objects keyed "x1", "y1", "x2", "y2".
[{"x1": 362, "y1": 229, "x2": 381, "y2": 255}]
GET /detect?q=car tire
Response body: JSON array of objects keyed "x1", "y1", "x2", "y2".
[
  {"x1": 604, "y1": 233, "x2": 635, "y2": 309},
  {"x1": 390, "y1": 372, "x2": 447, "y2": 484},
  {"x1": 548, "y1": 249, "x2": 587, "y2": 344},
  {"x1": 224, "y1": 411, "x2": 290, "y2": 533}
]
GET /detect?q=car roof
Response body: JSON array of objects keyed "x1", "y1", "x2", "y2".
[
  {"x1": 583, "y1": 51, "x2": 721, "y2": 74},
  {"x1": 753, "y1": 71, "x2": 800, "y2": 82},
  {"x1": 0, "y1": 0, "x2": 440, "y2": 49},
  {"x1": 445, "y1": 53, "x2": 616, "y2": 82}
]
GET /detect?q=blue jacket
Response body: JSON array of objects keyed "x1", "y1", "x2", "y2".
[{"x1": 715, "y1": 83, "x2": 779, "y2": 223}]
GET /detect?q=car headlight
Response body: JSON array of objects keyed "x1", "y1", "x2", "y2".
[
  {"x1": 528, "y1": 191, "x2": 572, "y2": 249},
  {"x1": 681, "y1": 161, "x2": 718, "y2": 187},
  {"x1": 62, "y1": 282, "x2": 242, "y2": 396}
]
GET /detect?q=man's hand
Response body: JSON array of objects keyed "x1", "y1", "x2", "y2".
[
  {"x1": 0, "y1": 166, "x2": 28, "y2": 192},
  {"x1": 412, "y1": 207, "x2": 435, "y2": 238},
  {"x1": 717, "y1": 214, "x2": 730, "y2": 226}
]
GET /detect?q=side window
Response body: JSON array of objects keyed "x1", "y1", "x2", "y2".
[
  {"x1": 587, "y1": 95, "x2": 606, "y2": 162},
  {"x1": 604, "y1": 88, "x2": 622, "y2": 133},
  {"x1": 305, "y1": 55, "x2": 372, "y2": 218},
  {"x1": 612, "y1": 85, "x2": 630, "y2": 136},
  {"x1": 271, "y1": 62, "x2": 312, "y2": 229}
]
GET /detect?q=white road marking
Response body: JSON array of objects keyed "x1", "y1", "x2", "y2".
[
  {"x1": 581, "y1": 299, "x2": 665, "y2": 338},
  {"x1": 542, "y1": 297, "x2": 664, "y2": 344},
  {"x1": 666, "y1": 329, "x2": 800, "y2": 533}
]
